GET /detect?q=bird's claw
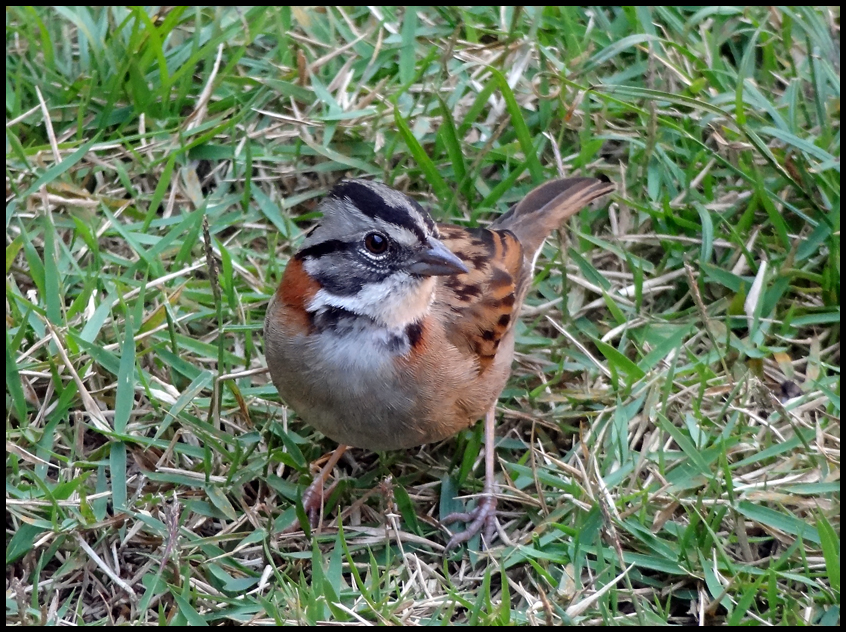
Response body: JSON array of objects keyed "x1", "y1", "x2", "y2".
[{"x1": 443, "y1": 494, "x2": 498, "y2": 551}]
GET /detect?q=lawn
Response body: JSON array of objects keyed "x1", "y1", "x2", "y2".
[{"x1": 5, "y1": 6, "x2": 840, "y2": 625}]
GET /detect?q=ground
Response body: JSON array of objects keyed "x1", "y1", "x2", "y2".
[{"x1": 5, "y1": 6, "x2": 840, "y2": 625}]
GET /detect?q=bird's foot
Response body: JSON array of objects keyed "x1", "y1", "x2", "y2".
[
  {"x1": 443, "y1": 493, "x2": 498, "y2": 551},
  {"x1": 282, "y1": 475, "x2": 341, "y2": 533},
  {"x1": 281, "y1": 446, "x2": 348, "y2": 533}
]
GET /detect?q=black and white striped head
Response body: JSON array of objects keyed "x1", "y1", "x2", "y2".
[{"x1": 296, "y1": 180, "x2": 467, "y2": 329}]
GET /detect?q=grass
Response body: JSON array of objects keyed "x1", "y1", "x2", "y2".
[{"x1": 5, "y1": 6, "x2": 840, "y2": 625}]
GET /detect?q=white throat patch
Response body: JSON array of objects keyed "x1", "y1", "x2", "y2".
[{"x1": 308, "y1": 274, "x2": 436, "y2": 330}]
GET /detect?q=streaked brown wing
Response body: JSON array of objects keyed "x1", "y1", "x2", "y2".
[{"x1": 434, "y1": 224, "x2": 527, "y2": 373}]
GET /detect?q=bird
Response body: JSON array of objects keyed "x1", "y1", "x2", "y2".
[{"x1": 264, "y1": 176, "x2": 614, "y2": 549}]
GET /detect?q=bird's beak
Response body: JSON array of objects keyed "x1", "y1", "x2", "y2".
[{"x1": 407, "y1": 238, "x2": 468, "y2": 276}]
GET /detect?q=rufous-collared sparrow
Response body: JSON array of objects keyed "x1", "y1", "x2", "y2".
[{"x1": 264, "y1": 176, "x2": 614, "y2": 549}]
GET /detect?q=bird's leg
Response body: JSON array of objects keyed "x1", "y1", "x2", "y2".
[
  {"x1": 284, "y1": 444, "x2": 348, "y2": 532},
  {"x1": 443, "y1": 406, "x2": 499, "y2": 550}
]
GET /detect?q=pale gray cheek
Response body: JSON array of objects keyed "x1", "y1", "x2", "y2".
[
  {"x1": 310, "y1": 257, "x2": 370, "y2": 296},
  {"x1": 315, "y1": 270, "x2": 362, "y2": 297},
  {"x1": 309, "y1": 253, "x2": 400, "y2": 298}
]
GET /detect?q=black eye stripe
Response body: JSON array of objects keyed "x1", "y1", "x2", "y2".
[
  {"x1": 296, "y1": 236, "x2": 392, "y2": 261},
  {"x1": 296, "y1": 239, "x2": 349, "y2": 260}
]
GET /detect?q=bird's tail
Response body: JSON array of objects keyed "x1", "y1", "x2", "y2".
[{"x1": 492, "y1": 177, "x2": 614, "y2": 260}]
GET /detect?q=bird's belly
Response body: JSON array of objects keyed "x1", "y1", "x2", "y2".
[{"x1": 269, "y1": 329, "x2": 432, "y2": 450}]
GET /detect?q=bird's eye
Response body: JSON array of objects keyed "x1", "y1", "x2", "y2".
[{"x1": 364, "y1": 232, "x2": 389, "y2": 255}]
